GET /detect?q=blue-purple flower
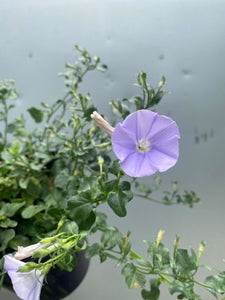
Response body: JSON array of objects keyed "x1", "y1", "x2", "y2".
[
  {"x1": 111, "y1": 109, "x2": 180, "y2": 177},
  {"x1": 4, "y1": 254, "x2": 44, "y2": 300}
]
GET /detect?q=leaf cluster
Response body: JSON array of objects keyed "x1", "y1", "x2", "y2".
[
  {"x1": 110, "y1": 72, "x2": 167, "y2": 119},
  {"x1": 1, "y1": 46, "x2": 223, "y2": 300},
  {"x1": 135, "y1": 178, "x2": 200, "y2": 207},
  {"x1": 0, "y1": 47, "x2": 133, "y2": 281},
  {"x1": 87, "y1": 220, "x2": 225, "y2": 300}
]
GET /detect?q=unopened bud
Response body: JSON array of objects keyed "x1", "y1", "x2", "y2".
[
  {"x1": 91, "y1": 111, "x2": 114, "y2": 136},
  {"x1": 15, "y1": 243, "x2": 44, "y2": 260},
  {"x1": 156, "y1": 230, "x2": 165, "y2": 246},
  {"x1": 198, "y1": 241, "x2": 206, "y2": 260},
  {"x1": 18, "y1": 262, "x2": 38, "y2": 272}
]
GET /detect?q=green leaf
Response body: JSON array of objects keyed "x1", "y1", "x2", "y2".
[
  {"x1": 0, "y1": 228, "x2": 15, "y2": 251},
  {"x1": 68, "y1": 195, "x2": 93, "y2": 224},
  {"x1": 205, "y1": 272, "x2": 225, "y2": 295},
  {"x1": 101, "y1": 228, "x2": 123, "y2": 250},
  {"x1": 0, "y1": 201, "x2": 26, "y2": 217},
  {"x1": 21, "y1": 204, "x2": 46, "y2": 219},
  {"x1": 26, "y1": 177, "x2": 42, "y2": 198},
  {"x1": 78, "y1": 211, "x2": 96, "y2": 230},
  {"x1": 0, "y1": 218, "x2": 17, "y2": 228},
  {"x1": 174, "y1": 248, "x2": 197, "y2": 274},
  {"x1": 169, "y1": 280, "x2": 200, "y2": 300},
  {"x1": 141, "y1": 279, "x2": 161, "y2": 300},
  {"x1": 27, "y1": 107, "x2": 43, "y2": 123},
  {"x1": 6, "y1": 123, "x2": 16, "y2": 133},
  {"x1": 90, "y1": 212, "x2": 107, "y2": 233},
  {"x1": 108, "y1": 160, "x2": 122, "y2": 176},
  {"x1": 79, "y1": 177, "x2": 98, "y2": 192},
  {"x1": 8, "y1": 235, "x2": 31, "y2": 250},
  {"x1": 56, "y1": 249, "x2": 77, "y2": 272},
  {"x1": 60, "y1": 220, "x2": 79, "y2": 235},
  {"x1": 86, "y1": 243, "x2": 102, "y2": 259},
  {"x1": 54, "y1": 172, "x2": 70, "y2": 189},
  {"x1": 106, "y1": 181, "x2": 132, "y2": 217},
  {"x1": 135, "y1": 181, "x2": 152, "y2": 194},
  {"x1": 155, "y1": 244, "x2": 170, "y2": 269},
  {"x1": 122, "y1": 262, "x2": 146, "y2": 289},
  {"x1": 107, "y1": 191, "x2": 127, "y2": 217},
  {"x1": 19, "y1": 177, "x2": 30, "y2": 189},
  {"x1": 145, "y1": 241, "x2": 170, "y2": 270}
]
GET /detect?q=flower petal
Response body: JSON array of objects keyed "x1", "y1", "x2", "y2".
[
  {"x1": 111, "y1": 123, "x2": 136, "y2": 161},
  {"x1": 148, "y1": 138, "x2": 179, "y2": 172},
  {"x1": 111, "y1": 110, "x2": 180, "y2": 177},
  {"x1": 148, "y1": 114, "x2": 180, "y2": 142},
  {"x1": 4, "y1": 254, "x2": 44, "y2": 300},
  {"x1": 121, "y1": 110, "x2": 157, "y2": 140},
  {"x1": 120, "y1": 152, "x2": 158, "y2": 177},
  {"x1": 135, "y1": 110, "x2": 158, "y2": 140}
]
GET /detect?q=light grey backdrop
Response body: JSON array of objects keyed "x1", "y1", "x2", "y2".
[{"x1": 1, "y1": 0, "x2": 225, "y2": 299}]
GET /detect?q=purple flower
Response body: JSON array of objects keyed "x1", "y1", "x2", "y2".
[
  {"x1": 4, "y1": 254, "x2": 44, "y2": 300},
  {"x1": 111, "y1": 109, "x2": 180, "y2": 177}
]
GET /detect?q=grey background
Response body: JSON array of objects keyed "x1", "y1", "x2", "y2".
[{"x1": 1, "y1": 0, "x2": 225, "y2": 299}]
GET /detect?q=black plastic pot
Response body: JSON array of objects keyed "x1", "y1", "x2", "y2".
[{"x1": 4, "y1": 250, "x2": 90, "y2": 300}]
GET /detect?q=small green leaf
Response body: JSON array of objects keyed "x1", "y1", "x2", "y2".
[
  {"x1": 68, "y1": 195, "x2": 93, "y2": 224},
  {"x1": 135, "y1": 181, "x2": 152, "y2": 194},
  {"x1": 0, "y1": 202, "x2": 26, "y2": 217},
  {"x1": 101, "y1": 228, "x2": 123, "y2": 250},
  {"x1": 107, "y1": 191, "x2": 127, "y2": 217},
  {"x1": 19, "y1": 177, "x2": 30, "y2": 189},
  {"x1": 8, "y1": 235, "x2": 31, "y2": 250},
  {"x1": 56, "y1": 249, "x2": 77, "y2": 272},
  {"x1": 141, "y1": 279, "x2": 161, "y2": 300},
  {"x1": 205, "y1": 272, "x2": 225, "y2": 294},
  {"x1": 78, "y1": 211, "x2": 96, "y2": 230},
  {"x1": 122, "y1": 262, "x2": 146, "y2": 289},
  {"x1": 86, "y1": 243, "x2": 102, "y2": 259},
  {"x1": 108, "y1": 160, "x2": 122, "y2": 176},
  {"x1": 6, "y1": 123, "x2": 16, "y2": 133},
  {"x1": 54, "y1": 172, "x2": 70, "y2": 189},
  {"x1": 0, "y1": 229, "x2": 15, "y2": 251},
  {"x1": 174, "y1": 248, "x2": 197, "y2": 274},
  {"x1": 21, "y1": 204, "x2": 46, "y2": 219},
  {"x1": 169, "y1": 280, "x2": 200, "y2": 300},
  {"x1": 78, "y1": 176, "x2": 98, "y2": 193},
  {"x1": 60, "y1": 220, "x2": 79, "y2": 235},
  {"x1": 0, "y1": 218, "x2": 17, "y2": 228},
  {"x1": 27, "y1": 107, "x2": 43, "y2": 123}
]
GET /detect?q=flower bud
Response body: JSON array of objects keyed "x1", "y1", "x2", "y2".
[
  {"x1": 156, "y1": 230, "x2": 165, "y2": 246},
  {"x1": 15, "y1": 243, "x2": 44, "y2": 260},
  {"x1": 91, "y1": 111, "x2": 114, "y2": 136}
]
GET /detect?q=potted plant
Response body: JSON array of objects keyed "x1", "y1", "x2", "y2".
[{"x1": 0, "y1": 46, "x2": 225, "y2": 300}]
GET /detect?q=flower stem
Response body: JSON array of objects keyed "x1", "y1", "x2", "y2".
[
  {"x1": 2, "y1": 99, "x2": 8, "y2": 146},
  {"x1": 133, "y1": 193, "x2": 165, "y2": 205}
]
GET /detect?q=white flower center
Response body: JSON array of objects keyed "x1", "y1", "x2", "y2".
[{"x1": 137, "y1": 139, "x2": 151, "y2": 153}]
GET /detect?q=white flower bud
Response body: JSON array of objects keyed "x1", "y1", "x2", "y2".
[{"x1": 91, "y1": 111, "x2": 114, "y2": 136}]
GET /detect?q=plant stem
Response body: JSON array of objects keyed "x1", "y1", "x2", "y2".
[
  {"x1": 2, "y1": 99, "x2": 8, "y2": 146},
  {"x1": 133, "y1": 193, "x2": 166, "y2": 205}
]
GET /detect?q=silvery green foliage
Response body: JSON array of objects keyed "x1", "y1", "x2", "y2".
[{"x1": 0, "y1": 46, "x2": 224, "y2": 299}]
